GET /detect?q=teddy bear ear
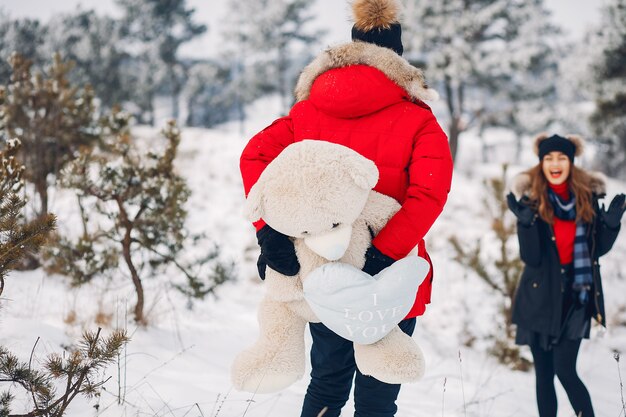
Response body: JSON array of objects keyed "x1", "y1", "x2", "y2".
[
  {"x1": 347, "y1": 156, "x2": 379, "y2": 190},
  {"x1": 244, "y1": 184, "x2": 264, "y2": 222}
]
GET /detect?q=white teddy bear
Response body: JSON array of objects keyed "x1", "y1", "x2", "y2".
[{"x1": 231, "y1": 140, "x2": 428, "y2": 393}]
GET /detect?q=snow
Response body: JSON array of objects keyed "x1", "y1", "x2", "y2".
[{"x1": 2, "y1": 97, "x2": 626, "y2": 416}]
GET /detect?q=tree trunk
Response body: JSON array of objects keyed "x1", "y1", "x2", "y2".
[
  {"x1": 170, "y1": 66, "x2": 180, "y2": 122},
  {"x1": 444, "y1": 77, "x2": 463, "y2": 163},
  {"x1": 148, "y1": 98, "x2": 155, "y2": 127},
  {"x1": 234, "y1": 61, "x2": 245, "y2": 135},
  {"x1": 481, "y1": 133, "x2": 489, "y2": 163},
  {"x1": 277, "y1": 46, "x2": 288, "y2": 114},
  {"x1": 122, "y1": 232, "x2": 144, "y2": 325},
  {"x1": 235, "y1": 41, "x2": 246, "y2": 135},
  {"x1": 515, "y1": 132, "x2": 523, "y2": 164},
  {"x1": 122, "y1": 229, "x2": 145, "y2": 324},
  {"x1": 448, "y1": 117, "x2": 461, "y2": 162},
  {"x1": 171, "y1": 91, "x2": 179, "y2": 122},
  {"x1": 238, "y1": 93, "x2": 245, "y2": 136},
  {"x1": 504, "y1": 305, "x2": 514, "y2": 340},
  {"x1": 117, "y1": 199, "x2": 145, "y2": 324},
  {"x1": 77, "y1": 195, "x2": 89, "y2": 238},
  {"x1": 34, "y1": 177, "x2": 48, "y2": 219}
]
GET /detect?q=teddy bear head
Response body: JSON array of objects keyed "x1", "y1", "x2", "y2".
[{"x1": 245, "y1": 140, "x2": 379, "y2": 260}]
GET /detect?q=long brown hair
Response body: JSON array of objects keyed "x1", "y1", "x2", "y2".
[{"x1": 525, "y1": 163, "x2": 595, "y2": 224}]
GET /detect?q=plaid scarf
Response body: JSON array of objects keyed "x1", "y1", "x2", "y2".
[{"x1": 548, "y1": 188, "x2": 593, "y2": 304}]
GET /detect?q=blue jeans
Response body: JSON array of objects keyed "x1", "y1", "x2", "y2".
[{"x1": 300, "y1": 318, "x2": 417, "y2": 417}]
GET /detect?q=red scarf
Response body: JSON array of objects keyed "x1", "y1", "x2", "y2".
[{"x1": 549, "y1": 182, "x2": 576, "y2": 265}]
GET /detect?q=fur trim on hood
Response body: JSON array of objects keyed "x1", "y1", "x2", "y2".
[
  {"x1": 294, "y1": 41, "x2": 439, "y2": 103},
  {"x1": 510, "y1": 170, "x2": 607, "y2": 200},
  {"x1": 532, "y1": 132, "x2": 585, "y2": 158}
]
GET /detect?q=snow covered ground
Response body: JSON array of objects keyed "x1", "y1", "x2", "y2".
[{"x1": 2, "y1": 98, "x2": 626, "y2": 416}]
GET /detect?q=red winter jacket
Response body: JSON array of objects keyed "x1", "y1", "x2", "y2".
[{"x1": 240, "y1": 42, "x2": 453, "y2": 318}]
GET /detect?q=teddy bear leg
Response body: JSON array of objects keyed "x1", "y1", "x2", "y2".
[
  {"x1": 353, "y1": 326, "x2": 425, "y2": 384},
  {"x1": 231, "y1": 299, "x2": 307, "y2": 393}
]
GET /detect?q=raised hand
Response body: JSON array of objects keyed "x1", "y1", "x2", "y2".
[
  {"x1": 601, "y1": 193, "x2": 626, "y2": 229},
  {"x1": 506, "y1": 192, "x2": 537, "y2": 227}
]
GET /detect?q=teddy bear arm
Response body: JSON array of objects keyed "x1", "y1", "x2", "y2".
[
  {"x1": 360, "y1": 191, "x2": 401, "y2": 236},
  {"x1": 263, "y1": 267, "x2": 306, "y2": 302}
]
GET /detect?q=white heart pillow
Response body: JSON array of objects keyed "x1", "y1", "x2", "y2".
[{"x1": 303, "y1": 257, "x2": 430, "y2": 345}]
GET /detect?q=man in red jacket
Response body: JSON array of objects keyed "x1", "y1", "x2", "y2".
[{"x1": 239, "y1": 0, "x2": 453, "y2": 415}]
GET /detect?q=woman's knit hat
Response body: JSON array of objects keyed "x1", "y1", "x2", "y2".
[
  {"x1": 534, "y1": 133, "x2": 585, "y2": 162},
  {"x1": 351, "y1": 0, "x2": 403, "y2": 56}
]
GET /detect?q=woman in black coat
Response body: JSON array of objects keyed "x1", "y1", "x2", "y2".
[{"x1": 507, "y1": 133, "x2": 625, "y2": 417}]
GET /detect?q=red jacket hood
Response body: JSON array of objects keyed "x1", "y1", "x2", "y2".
[
  {"x1": 294, "y1": 41, "x2": 438, "y2": 113},
  {"x1": 309, "y1": 65, "x2": 410, "y2": 119}
]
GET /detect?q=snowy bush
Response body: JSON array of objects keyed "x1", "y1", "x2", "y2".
[
  {"x1": 0, "y1": 53, "x2": 101, "y2": 220},
  {"x1": 0, "y1": 329, "x2": 128, "y2": 417},
  {"x1": 0, "y1": 141, "x2": 128, "y2": 417},
  {"x1": 0, "y1": 139, "x2": 55, "y2": 291},
  {"x1": 45, "y1": 110, "x2": 234, "y2": 324},
  {"x1": 449, "y1": 164, "x2": 531, "y2": 371}
]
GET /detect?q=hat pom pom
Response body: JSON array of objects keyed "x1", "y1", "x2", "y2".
[{"x1": 352, "y1": 0, "x2": 400, "y2": 31}]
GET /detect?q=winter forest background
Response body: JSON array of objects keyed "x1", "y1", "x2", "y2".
[{"x1": 0, "y1": 0, "x2": 625, "y2": 416}]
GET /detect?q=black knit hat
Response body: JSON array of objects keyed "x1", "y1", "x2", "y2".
[
  {"x1": 351, "y1": 0, "x2": 403, "y2": 56},
  {"x1": 352, "y1": 23, "x2": 403, "y2": 56},
  {"x1": 538, "y1": 134, "x2": 577, "y2": 161}
]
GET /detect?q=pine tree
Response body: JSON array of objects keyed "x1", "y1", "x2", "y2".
[
  {"x1": 0, "y1": 16, "x2": 47, "y2": 84},
  {"x1": 0, "y1": 115, "x2": 127, "y2": 417},
  {"x1": 116, "y1": 0, "x2": 206, "y2": 123},
  {"x1": 403, "y1": 0, "x2": 561, "y2": 162},
  {"x1": 0, "y1": 329, "x2": 128, "y2": 417},
  {"x1": 47, "y1": 111, "x2": 233, "y2": 324},
  {"x1": 589, "y1": 0, "x2": 626, "y2": 179},
  {"x1": 0, "y1": 139, "x2": 55, "y2": 293},
  {"x1": 184, "y1": 61, "x2": 239, "y2": 127},
  {"x1": 0, "y1": 139, "x2": 54, "y2": 416},
  {"x1": 44, "y1": 10, "x2": 132, "y2": 112},
  {"x1": 449, "y1": 165, "x2": 530, "y2": 371},
  {"x1": 222, "y1": 0, "x2": 324, "y2": 114},
  {"x1": 0, "y1": 53, "x2": 101, "y2": 218},
  {"x1": 475, "y1": 0, "x2": 562, "y2": 161}
]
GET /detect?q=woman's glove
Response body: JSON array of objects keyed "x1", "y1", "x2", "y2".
[
  {"x1": 256, "y1": 225, "x2": 300, "y2": 280},
  {"x1": 601, "y1": 193, "x2": 626, "y2": 229},
  {"x1": 362, "y1": 245, "x2": 396, "y2": 276},
  {"x1": 506, "y1": 192, "x2": 536, "y2": 227}
]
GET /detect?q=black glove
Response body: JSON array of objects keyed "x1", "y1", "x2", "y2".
[
  {"x1": 506, "y1": 192, "x2": 536, "y2": 227},
  {"x1": 601, "y1": 193, "x2": 626, "y2": 229},
  {"x1": 362, "y1": 245, "x2": 396, "y2": 276},
  {"x1": 255, "y1": 225, "x2": 300, "y2": 280}
]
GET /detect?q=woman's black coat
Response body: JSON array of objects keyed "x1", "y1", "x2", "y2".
[{"x1": 511, "y1": 174, "x2": 621, "y2": 339}]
